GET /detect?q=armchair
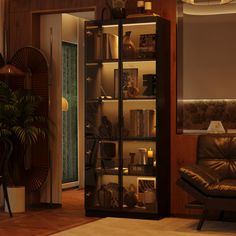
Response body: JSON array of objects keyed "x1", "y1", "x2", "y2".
[{"x1": 177, "y1": 134, "x2": 236, "y2": 230}]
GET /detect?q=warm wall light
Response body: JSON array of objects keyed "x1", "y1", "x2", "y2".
[
  {"x1": 0, "y1": 64, "x2": 25, "y2": 76},
  {"x1": 182, "y1": 0, "x2": 233, "y2": 5},
  {"x1": 62, "y1": 97, "x2": 69, "y2": 112}
]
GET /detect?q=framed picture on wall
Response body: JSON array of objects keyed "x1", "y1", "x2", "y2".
[{"x1": 114, "y1": 68, "x2": 139, "y2": 98}]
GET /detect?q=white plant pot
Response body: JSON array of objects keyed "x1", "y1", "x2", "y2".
[{"x1": 5, "y1": 186, "x2": 25, "y2": 213}]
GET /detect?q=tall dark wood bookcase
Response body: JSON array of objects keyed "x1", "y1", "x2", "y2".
[{"x1": 84, "y1": 16, "x2": 170, "y2": 219}]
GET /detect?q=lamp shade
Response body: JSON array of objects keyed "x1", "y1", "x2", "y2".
[
  {"x1": 62, "y1": 97, "x2": 69, "y2": 112},
  {"x1": 207, "y1": 120, "x2": 225, "y2": 133},
  {"x1": 0, "y1": 64, "x2": 25, "y2": 76}
]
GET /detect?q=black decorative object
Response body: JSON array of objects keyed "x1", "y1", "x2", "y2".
[
  {"x1": 139, "y1": 34, "x2": 156, "y2": 59},
  {"x1": 143, "y1": 74, "x2": 156, "y2": 96},
  {"x1": 100, "y1": 142, "x2": 116, "y2": 169}
]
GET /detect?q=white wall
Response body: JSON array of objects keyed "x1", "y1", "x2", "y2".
[
  {"x1": 62, "y1": 14, "x2": 78, "y2": 44},
  {"x1": 183, "y1": 13, "x2": 236, "y2": 99}
]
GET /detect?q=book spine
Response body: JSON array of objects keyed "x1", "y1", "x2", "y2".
[
  {"x1": 143, "y1": 109, "x2": 155, "y2": 137},
  {"x1": 130, "y1": 109, "x2": 144, "y2": 137}
]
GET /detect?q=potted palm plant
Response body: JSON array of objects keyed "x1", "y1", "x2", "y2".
[{"x1": 0, "y1": 81, "x2": 48, "y2": 212}]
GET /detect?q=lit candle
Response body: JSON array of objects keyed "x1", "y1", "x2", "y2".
[{"x1": 147, "y1": 148, "x2": 153, "y2": 158}]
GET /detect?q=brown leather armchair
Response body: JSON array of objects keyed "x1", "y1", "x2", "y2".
[{"x1": 177, "y1": 134, "x2": 236, "y2": 230}]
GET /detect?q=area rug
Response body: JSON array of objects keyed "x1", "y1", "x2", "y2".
[{"x1": 51, "y1": 217, "x2": 236, "y2": 236}]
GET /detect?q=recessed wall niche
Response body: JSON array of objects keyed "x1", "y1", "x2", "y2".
[{"x1": 176, "y1": 1, "x2": 236, "y2": 133}]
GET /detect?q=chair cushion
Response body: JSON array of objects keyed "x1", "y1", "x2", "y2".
[
  {"x1": 179, "y1": 164, "x2": 236, "y2": 198},
  {"x1": 207, "y1": 179, "x2": 236, "y2": 197},
  {"x1": 197, "y1": 135, "x2": 236, "y2": 179},
  {"x1": 179, "y1": 164, "x2": 221, "y2": 194}
]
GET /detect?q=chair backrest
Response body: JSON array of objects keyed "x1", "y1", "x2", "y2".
[{"x1": 197, "y1": 134, "x2": 236, "y2": 179}]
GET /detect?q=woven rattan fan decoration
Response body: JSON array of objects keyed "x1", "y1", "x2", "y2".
[
  {"x1": 10, "y1": 46, "x2": 48, "y2": 74},
  {"x1": 10, "y1": 46, "x2": 50, "y2": 192}
]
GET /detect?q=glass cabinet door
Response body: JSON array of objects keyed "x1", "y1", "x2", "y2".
[
  {"x1": 121, "y1": 20, "x2": 157, "y2": 213},
  {"x1": 85, "y1": 22, "x2": 121, "y2": 210}
]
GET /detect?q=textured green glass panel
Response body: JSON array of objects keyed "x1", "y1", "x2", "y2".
[{"x1": 62, "y1": 42, "x2": 78, "y2": 183}]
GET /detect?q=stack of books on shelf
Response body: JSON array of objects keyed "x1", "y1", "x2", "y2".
[{"x1": 130, "y1": 109, "x2": 155, "y2": 137}]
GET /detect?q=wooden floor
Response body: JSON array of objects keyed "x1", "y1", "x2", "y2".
[{"x1": 0, "y1": 189, "x2": 100, "y2": 236}]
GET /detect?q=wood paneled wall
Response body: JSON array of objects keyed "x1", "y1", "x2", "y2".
[
  {"x1": 9, "y1": 0, "x2": 198, "y2": 215},
  {"x1": 0, "y1": 0, "x2": 5, "y2": 55}
]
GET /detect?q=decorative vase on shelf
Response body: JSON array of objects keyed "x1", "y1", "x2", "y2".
[{"x1": 123, "y1": 31, "x2": 136, "y2": 59}]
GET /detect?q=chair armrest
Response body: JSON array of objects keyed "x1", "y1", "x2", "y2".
[{"x1": 179, "y1": 164, "x2": 221, "y2": 193}]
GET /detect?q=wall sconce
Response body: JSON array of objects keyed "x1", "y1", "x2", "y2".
[
  {"x1": 182, "y1": 0, "x2": 233, "y2": 5},
  {"x1": 0, "y1": 64, "x2": 25, "y2": 76},
  {"x1": 62, "y1": 97, "x2": 69, "y2": 112},
  {"x1": 207, "y1": 120, "x2": 225, "y2": 133}
]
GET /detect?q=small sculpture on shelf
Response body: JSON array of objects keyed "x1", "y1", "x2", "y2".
[
  {"x1": 127, "y1": 85, "x2": 139, "y2": 98},
  {"x1": 99, "y1": 116, "x2": 113, "y2": 138},
  {"x1": 123, "y1": 184, "x2": 138, "y2": 208}
]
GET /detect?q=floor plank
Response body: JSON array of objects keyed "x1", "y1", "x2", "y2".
[{"x1": 0, "y1": 189, "x2": 100, "y2": 236}]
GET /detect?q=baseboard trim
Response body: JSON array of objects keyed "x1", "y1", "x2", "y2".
[{"x1": 62, "y1": 181, "x2": 79, "y2": 190}]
